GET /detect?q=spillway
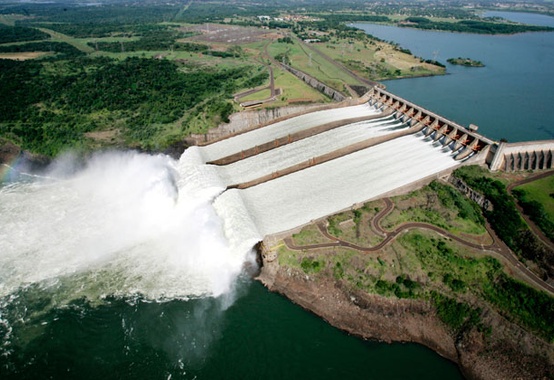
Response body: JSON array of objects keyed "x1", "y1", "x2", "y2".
[
  {"x1": 215, "y1": 115, "x2": 406, "y2": 186},
  {"x1": 198, "y1": 103, "x2": 379, "y2": 162},
  {"x1": 217, "y1": 133, "x2": 461, "y2": 236},
  {"x1": 191, "y1": 100, "x2": 471, "y2": 238}
]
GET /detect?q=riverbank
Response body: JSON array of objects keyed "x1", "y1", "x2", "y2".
[{"x1": 257, "y1": 247, "x2": 553, "y2": 380}]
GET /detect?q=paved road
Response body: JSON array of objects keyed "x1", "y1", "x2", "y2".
[{"x1": 284, "y1": 197, "x2": 554, "y2": 295}]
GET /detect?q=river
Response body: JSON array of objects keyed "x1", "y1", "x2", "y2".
[{"x1": 3, "y1": 11, "x2": 552, "y2": 380}]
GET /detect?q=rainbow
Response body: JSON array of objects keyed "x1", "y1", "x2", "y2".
[{"x1": 1, "y1": 155, "x2": 29, "y2": 184}]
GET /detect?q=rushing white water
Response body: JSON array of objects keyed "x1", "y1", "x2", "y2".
[
  {"x1": 216, "y1": 115, "x2": 407, "y2": 186},
  {"x1": 230, "y1": 133, "x2": 462, "y2": 236},
  {"x1": 0, "y1": 151, "x2": 259, "y2": 302},
  {"x1": 198, "y1": 103, "x2": 379, "y2": 162}
]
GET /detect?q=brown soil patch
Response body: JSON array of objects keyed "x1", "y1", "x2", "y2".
[
  {"x1": 0, "y1": 52, "x2": 50, "y2": 61},
  {"x1": 85, "y1": 130, "x2": 120, "y2": 142},
  {"x1": 181, "y1": 23, "x2": 283, "y2": 45}
]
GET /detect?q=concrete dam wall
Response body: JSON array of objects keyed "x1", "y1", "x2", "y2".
[{"x1": 366, "y1": 87, "x2": 494, "y2": 164}]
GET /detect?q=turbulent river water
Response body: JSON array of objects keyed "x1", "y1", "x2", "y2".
[{"x1": 3, "y1": 10, "x2": 552, "y2": 379}]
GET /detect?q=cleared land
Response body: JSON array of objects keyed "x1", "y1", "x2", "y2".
[{"x1": 0, "y1": 52, "x2": 50, "y2": 60}]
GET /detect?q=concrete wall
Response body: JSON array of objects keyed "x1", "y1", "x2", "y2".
[
  {"x1": 186, "y1": 96, "x2": 369, "y2": 147},
  {"x1": 185, "y1": 104, "x2": 321, "y2": 146},
  {"x1": 489, "y1": 141, "x2": 554, "y2": 171}
]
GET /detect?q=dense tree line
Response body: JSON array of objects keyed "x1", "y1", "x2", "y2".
[
  {"x1": 0, "y1": 24, "x2": 50, "y2": 44},
  {"x1": 316, "y1": 14, "x2": 390, "y2": 24},
  {"x1": 429, "y1": 180, "x2": 485, "y2": 226},
  {"x1": 0, "y1": 41, "x2": 85, "y2": 58},
  {"x1": 402, "y1": 17, "x2": 554, "y2": 34},
  {"x1": 4, "y1": 2, "x2": 177, "y2": 24},
  {"x1": 365, "y1": 4, "x2": 476, "y2": 19},
  {"x1": 512, "y1": 188, "x2": 554, "y2": 242},
  {"x1": 26, "y1": 22, "x2": 169, "y2": 38},
  {"x1": 483, "y1": 272, "x2": 554, "y2": 342}
]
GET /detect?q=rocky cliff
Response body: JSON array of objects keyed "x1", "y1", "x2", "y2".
[{"x1": 257, "y1": 256, "x2": 554, "y2": 380}]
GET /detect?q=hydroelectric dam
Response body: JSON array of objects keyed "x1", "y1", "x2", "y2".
[{"x1": 187, "y1": 86, "x2": 552, "y2": 242}]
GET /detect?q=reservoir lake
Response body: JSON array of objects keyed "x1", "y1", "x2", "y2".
[{"x1": 354, "y1": 11, "x2": 554, "y2": 143}]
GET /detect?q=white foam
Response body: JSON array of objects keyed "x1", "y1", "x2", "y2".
[
  {"x1": 215, "y1": 115, "x2": 405, "y2": 186},
  {"x1": 198, "y1": 103, "x2": 379, "y2": 162},
  {"x1": 0, "y1": 151, "x2": 254, "y2": 300},
  {"x1": 236, "y1": 134, "x2": 461, "y2": 236}
]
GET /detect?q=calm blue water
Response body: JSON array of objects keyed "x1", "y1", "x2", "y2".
[
  {"x1": 354, "y1": 13, "x2": 554, "y2": 142},
  {"x1": 483, "y1": 10, "x2": 554, "y2": 27}
]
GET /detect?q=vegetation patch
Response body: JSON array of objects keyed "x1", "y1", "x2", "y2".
[
  {"x1": 382, "y1": 181, "x2": 486, "y2": 236},
  {"x1": 447, "y1": 57, "x2": 484, "y2": 67},
  {"x1": 300, "y1": 257, "x2": 324, "y2": 274},
  {"x1": 455, "y1": 166, "x2": 554, "y2": 279},
  {"x1": 483, "y1": 273, "x2": 554, "y2": 342},
  {"x1": 513, "y1": 175, "x2": 554, "y2": 242},
  {"x1": 432, "y1": 292, "x2": 482, "y2": 331},
  {"x1": 0, "y1": 55, "x2": 264, "y2": 155},
  {"x1": 400, "y1": 16, "x2": 554, "y2": 34},
  {"x1": 292, "y1": 224, "x2": 327, "y2": 246},
  {"x1": 0, "y1": 24, "x2": 50, "y2": 44}
]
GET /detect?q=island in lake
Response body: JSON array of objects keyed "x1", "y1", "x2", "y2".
[{"x1": 447, "y1": 57, "x2": 485, "y2": 67}]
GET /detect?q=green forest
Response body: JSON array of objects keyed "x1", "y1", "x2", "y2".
[
  {"x1": 402, "y1": 17, "x2": 554, "y2": 34},
  {"x1": 0, "y1": 54, "x2": 264, "y2": 155}
]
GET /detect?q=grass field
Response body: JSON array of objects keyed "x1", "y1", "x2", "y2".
[
  {"x1": 38, "y1": 27, "x2": 95, "y2": 53},
  {"x1": 315, "y1": 37, "x2": 444, "y2": 80},
  {"x1": 268, "y1": 39, "x2": 359, "y2": 90},
  {"x1": 272, "y1": 66, "x2": 329, "y2": 104},
  {"x1": 238, "y1": 88, "x2": 271, "y2": 102},
  {"x1": 514, "y1": 174, "x2": 554, "y2": 223}
]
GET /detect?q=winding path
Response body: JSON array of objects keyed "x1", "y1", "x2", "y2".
[{"x1": 284, "y1": 197, "x2": 554, "y2": 295}]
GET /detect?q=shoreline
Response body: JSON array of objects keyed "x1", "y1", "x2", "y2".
[{"x1": 256, "y1": 253, "x2": 554, "y2": 380}]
